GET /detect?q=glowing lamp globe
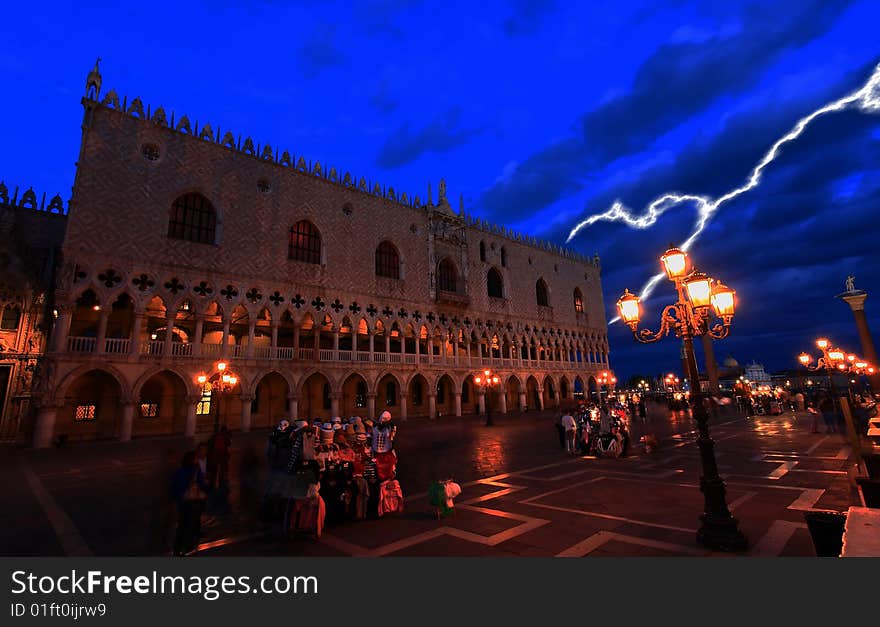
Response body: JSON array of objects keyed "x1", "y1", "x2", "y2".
[
  {"x1": 798, "y1": 353, "x2": 811, "y2": 366},
  {"x1": 222, "y1": 374, "x2": 231, "y2": 384},
  {"x1": 474, "y1": 376, "x2": 482, "y2": 384},
  {"x1": 616, "y1": 289, "x2": 641, "y2": 325},
  {"x1": 660, "y1": 246, "x2": 689, "y2": 280},
  {"x1": 683, "y1": 271, "x2": 713, "y2": 308},
  {"x1": 484, "y1": 369, "x2": 491, "y2": 377},
  {"x1": 197, "y1": 375, "x2": 207, "y2": 384},
  {"x1": 217, "y1": 362, "x2": 227, "y2": 372},
  {"x1": 837, "y1": 364, "x2": 847, "y2": 371},
  {"x1": 710, "y1": 282, "x2": 736, "y2": 317},
  {"x1": 847, "y1": 354, "x2": 857, "y2": 363},
  {"x1": 816, "y1": 339, "x2": 829, "y2": 350},
  {"x1": 828, "y1": 348, "x2": 845, "y2": 362},
  {"x1": 492, "y1": 376, "x2": 500, "y2": 384},
  {"x1": 229, "y1": 376, "x2": 237, "y2": 386},
  {"x1": 855, "y1": 361, "x2": 867, "y2": 369}
]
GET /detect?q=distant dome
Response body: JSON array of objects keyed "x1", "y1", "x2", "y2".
[{"x1": 723, "y1": 355, "x2": 739, "y2": 368}]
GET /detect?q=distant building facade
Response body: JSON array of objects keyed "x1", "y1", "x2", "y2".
[
  {"x1": 29, "y1": 64, "x2": 611, "y2": 447},
  {"x1": 0, "y1": 183, "x2": 67, "y2": 441}
]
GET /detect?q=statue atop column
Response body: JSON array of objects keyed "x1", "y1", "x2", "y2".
[{"x1": 846, "y1": 275, "x2": 856, "y2": 293}]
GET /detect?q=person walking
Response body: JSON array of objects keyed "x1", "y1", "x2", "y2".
[
  {"x1": 554, "y1": 411, "x2": 566, "y2": 450},
  {"x1": 817, "y1": 391, "x2": 837, "y2": 434},
  {"x1": 170, "y1": 451, "x2": 209, "y2": 556},
  {"x1": 561, "y1": 409, "x2": 577, "y2": 455}
]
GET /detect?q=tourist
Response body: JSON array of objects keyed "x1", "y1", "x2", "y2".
[
  {"x1": 170, "y1": 450, "x2": 209, "y2": 556},
  {"x1": 817, "y1": 391, "x2": 837, "y2": 434},
  {"x1": 554, "y1": 410, "x2": 566, "y2": 450},
  {"x1": 561, "y1": 409, "x2": 577, "y2": 455},
  {"x1": 599, "y1": 404, "x2": 612, "y2": 434}
]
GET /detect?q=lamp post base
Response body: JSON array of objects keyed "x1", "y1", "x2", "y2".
[
  {"x1": 697, "y1": 514, "x2": 748, "y2": 552},
  {"x1": 485, "y1": 413, "x2": 494, "y2": 426}
]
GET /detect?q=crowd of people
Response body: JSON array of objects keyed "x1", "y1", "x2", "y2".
[
  {"x1": 168, "y1": 412, "x2": 405, "y2": 556},
  {"x1": 260, "y1": 411, "x2": 403, "y2": 538},
  {"x1": 555, "y1": 400, "x2": 632, "y2": 458}
]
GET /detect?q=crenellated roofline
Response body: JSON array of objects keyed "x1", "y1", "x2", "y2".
[
  {"x1": 84, "y1": 68, "x2": 599, "y2": 268},
  {"x1": 0, "y1": 181, "x2": 68, "y2": 215}
]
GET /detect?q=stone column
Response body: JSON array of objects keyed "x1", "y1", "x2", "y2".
[
  {"x1": 293, "y1": 326, "x2": 300, "y2": 356},
  {"x1": 839, "y1": 290, "x2": 880, "y2": 388},
  {"x1": 477, "y1": 391, "x2": 486, "y2": 415},
  {"x1": 519, "y1": 391, "x2": 527, "y2": 412},
  {"x1": 193, "y1": 316, "x2": 204, "y2": 357},
  {"x1": 33, "y1": 404, "x2": 59, "y2": 448},
  {"x1": 428, "y1": 394, "x2": 436, "y2": 420},
  {"x1": 427, "y1": 338, "x2": 433, "y2": 364},
  {"x1": 537, "y1": 389, "x2": 545, "y2": 410},
  {"x1": 128, "y1": 312, "x2": 144, "y2": 356},
  {"x1": 384, "y1": 334, "x2": 391, "y2": 355},
  {"x1": 245, "y1": 320, "x2": 256, "y2": 358},
  {"x1": 399, "y1": 396, "x2": 408, "y2": 421},
  {"x1": 498, "y1": 389, "x2": 507, "y2": 414},
  {"x1": 454, "y1": 391, "x2": 462, "y2": 417},
  {"x1": 333, "y1": 329, "x2": 339, "y2": 353},
  {"x1": 270, "y1": 322, "x2": 279, "y2": 359},
  {"x1": 51, "y1": 307, "x2": 73, "y2": 353},
  {"x1": 119, "y1": 400, "x2": 135, "y2": 442},
  {"x1": 287, "y1": 395, "x2": 299, "y2": 421},
  {"x1": 330, "y1": 394, "x2": 340, "y2": 418},
  {"x1": 184, "y1": 395, "x2": 200, "y2": 438},
  {"x1": 366, "y1": 394, "x2": 376, "y2": 421},
  {"x1": 221, "y1": 319, "x2": 231, "y2": 357},
  {"x1": 240, "y1": 394, "x2": 254, "y2": 432},
  {"x1": 96, "y1": 309, "x2": 110, "y2": 353},
  {"x1": 369, "y1": 333, "x2": 375, "y2": 361},
  {"x1": 163, "y1": 315, "x2": 175, "y2": 357}
]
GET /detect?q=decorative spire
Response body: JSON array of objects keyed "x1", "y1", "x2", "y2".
[
  {"x1": 459, "y1": 194, "x2": 464, "y2": 216},
  {"x1": 427, "y1": 181, "x2": 433, "y2": 206},
  {"x1": 85, "y1": 57, "x2": 102, "y2": 99}
]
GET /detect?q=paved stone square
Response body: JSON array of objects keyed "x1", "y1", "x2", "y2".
[{"x1": 0, "y1": 405, "x2": 860, "y2": 557}]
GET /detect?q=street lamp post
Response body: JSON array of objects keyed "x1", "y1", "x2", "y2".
[
  {"x1": 616, "y1": 244, "x2": 747, "y2": 551},
  {"x1": 196, "y1": 361, "x2": 238, "y2": 434},
  {"x1": 798, "y1": 341, "x2": 874, "y2": 464},
  {"x1": 474, "y1": 369, "x2": 500, "y2": 426}
]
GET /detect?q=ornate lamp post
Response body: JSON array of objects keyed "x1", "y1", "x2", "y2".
[
  {"x1": 616, "y1": 245, "x2": 746, "y2": 551},
  {"x1": 474, "y1": 369, "x2": 500, "y2": 426},
  {"x1": 196, "y1": 361, "x2": 238, "y2": 434},
  {"x1": 796, "y1": 339, "x2": 875, "y2": 406}
]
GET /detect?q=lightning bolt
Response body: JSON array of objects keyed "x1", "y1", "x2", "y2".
[{"x1": 567, "y1": 62, "x2": 880, "y2": 323}]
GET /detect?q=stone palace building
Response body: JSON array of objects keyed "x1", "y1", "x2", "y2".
[{"x1": 25, "y1": 62, "x2": 611, "y2": 447}]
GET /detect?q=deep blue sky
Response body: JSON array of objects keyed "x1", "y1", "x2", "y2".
[{"x1": 2, "y1": 0, "x2": 879, "y2": 381}]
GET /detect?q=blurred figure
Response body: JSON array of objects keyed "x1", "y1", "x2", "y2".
[{"x1": 171, "y1": 450, "x2": 209, "y2": 556}]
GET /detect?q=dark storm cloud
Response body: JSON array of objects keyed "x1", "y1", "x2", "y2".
[
  {"x1": 298, "y1": 25, "x2": 345, "y2": 79},
  {"x1": 376, "y1": 108, "x2": 485, "y2": 168},
  {"x1": 504, "y1": 0, "x2": 557, "y2": 37},
  {"x1": 371, "y1": 80, "x2": 399, "y2": 115},
  {"x1": 481, "y1": 0, "x2": 855, "y2": 219}
]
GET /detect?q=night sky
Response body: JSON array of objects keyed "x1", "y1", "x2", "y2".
[{"x1": 3, "y1": 1, "x2": 879, "y2": 382}]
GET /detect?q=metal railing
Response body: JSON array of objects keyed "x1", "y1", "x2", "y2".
[{"x1": 276, "y1": 347, "x2": 295, "y2": 360}]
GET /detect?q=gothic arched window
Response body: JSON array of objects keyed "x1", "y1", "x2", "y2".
[
  {"x1": 438, "y1": 258, "x2": 458, "y2": 293},
  {"x1": 288, "y1": 220, "x2": 321, "y2": 264},
  {"x1": 536, "y1": 279, "x2": 549, "y2": 307},
  {"x1": 574, "y1": 288, "x2": 584, "y2": 313},
  {"x1": 168, "y1": 193, "x2": 216, "y2": 244},
  {"x1": 487, "y1": 268, "x2": 504, "y2": 298},
  {"x1": 375, "y1": 241, "x2": 400, "y2": 279}
]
